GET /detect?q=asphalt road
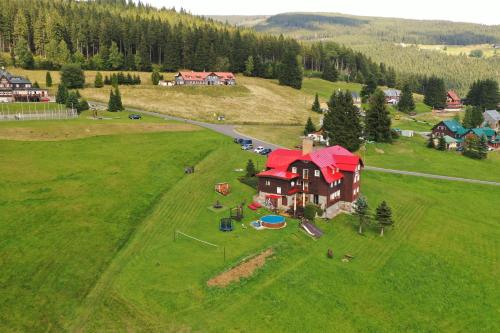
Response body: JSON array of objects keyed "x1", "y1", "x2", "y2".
[{"x1": 90, "y1": 102, "x2": 500, "y2": 187}]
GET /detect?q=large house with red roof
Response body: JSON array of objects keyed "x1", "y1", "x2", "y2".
[
  {"x1": 256, "y1": 140, "x2": 363, "y2": 218},
  {"x1": 174, "y1": 71, "x2": 236, "y2": 86}
]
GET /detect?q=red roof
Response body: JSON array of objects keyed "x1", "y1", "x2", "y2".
[
  {"x1": 177, "y1": 71, "x2": 235, "y2": 81},
  {"x1": 257, "y1": 169, "x2": 300, "y2": 180},
  {"x1": 260, "y1": 145, "x2": 363, "y2": 184},
  {"x1": 447, "y1": 90, "x2": 461, "y2": 102}
]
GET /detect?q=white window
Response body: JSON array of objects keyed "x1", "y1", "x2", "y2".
[
  {"x1": 330, "y1": 193, "x2": 335, "y2": 200},
  {"x1": 330, "y1": 182, "x2": 333, "y2": 188},
  {"x1": 276, "y1": 187, "x2": 281, "y2": 194},
  {"x1": 303, "y1": 169, "x2": 309, "y2": 179},
  {"x1": 291, "y1": 167, "x2": 297, "y2": 173},
  {"x1": 314, "y1": 170, "x2": 320, "y2": 177},
  {"x1": 265, "y1": 180, "x2": 270, "y2": 186},
  {"x1": 291, "y1": 181, "x2": 295, "y2": 186},
  {"x1": 297, "y1": 180, "x2": 302, "y2": 185}
]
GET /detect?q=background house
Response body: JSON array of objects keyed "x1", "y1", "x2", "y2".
[
  {"x1": 383, "y1": 89, "x2": 401, "y2": 104},
  {"x1": 174, "y1": 71, "x2": 236, "y2": 86},
  {"x1": 483, "y1": 110, "x2": 500, "y2": 131},
  {"x1": 446, "y1": 90, "x2": 463, "y2": 110},
  {"x1": 0, "y1": 69, "x2": 48, "y2": 102}
]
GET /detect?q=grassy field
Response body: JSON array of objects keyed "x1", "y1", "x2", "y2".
[
  {"x1": 236, "y1": 124, "x2": 304, "y2": 148},
  {"x1": 0, "y1": 110, "x2": 199, "y2": 141},
  {"x1": 0, "y1": 102, "x2": 59, "y2": 113},
  {"x1": 1, "y1": 116, "x2": 499, "y2": 331},
  {"x1": 418, "y1": 43, "x2": 499, "y2": 58},
  {"x1": 302, "y1": 78, "x2": 363, "y2": 100},
  {"x1": 362, "y1": 136, "x2": 500, "y2": 182}
]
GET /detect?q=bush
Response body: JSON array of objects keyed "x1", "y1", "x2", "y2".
[
  {"x1": 239, "y1": 176, "x2": 258, "y2": 189},
  {"x1": 60, "y1": 63, "x2": 85, "y2": 89},
  {"x1": 304, "y1": 203, "x2": 322, "y2": 220}
]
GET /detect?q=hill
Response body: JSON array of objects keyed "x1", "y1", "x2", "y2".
[{"x1": 213, "y1": 12, "x2": 500, "y2": 94}]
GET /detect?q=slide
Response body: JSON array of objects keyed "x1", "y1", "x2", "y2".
[{"x1": 301, "y1": 222, "x2": 323, "y2": 238}]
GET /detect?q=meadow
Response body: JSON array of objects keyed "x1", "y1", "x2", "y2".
[{"x1": 1, "y1": 115, "x2": 498, "y2": 332}]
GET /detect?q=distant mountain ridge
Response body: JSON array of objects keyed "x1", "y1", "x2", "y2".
[{"x1": 211, "y1": 12, "x2": 500, "y2": 45}]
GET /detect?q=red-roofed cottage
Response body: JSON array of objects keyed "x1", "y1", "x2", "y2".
[
  {"x1": 446, "y1": 90, "x2": 463, "y2": 110},
  {"x1": 256, "y1": 139, "x2": 363, "y2": 218},
  {"x1": 174, "y1": 71, "x2": 236, "y2": 86}
]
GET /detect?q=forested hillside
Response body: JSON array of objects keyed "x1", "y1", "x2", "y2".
[
  {"x1": 0, "y1": 0, "x2": 302, "y2": 77},
  {"x1": 213, "y1": 12, "x2": 500, "y2": 94}
]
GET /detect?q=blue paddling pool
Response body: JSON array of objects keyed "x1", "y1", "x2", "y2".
[{"x1": 260, "y1": 215, "x2": 286, "y2": 229}]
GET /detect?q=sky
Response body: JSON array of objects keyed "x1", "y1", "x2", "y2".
[{"x1": 142, "y1": 0, "x2": 500, "y2": 25}]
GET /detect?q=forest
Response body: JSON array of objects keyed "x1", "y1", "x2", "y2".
[{"x1": 0, "y1": 0, "x2": 397, "y2": 91}]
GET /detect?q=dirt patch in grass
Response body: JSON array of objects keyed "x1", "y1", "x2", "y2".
[
  {"x1": 207, "y1": 248, "x2": 274, "y2": 288},
  {"x1": 0, "y1": 123, "x2": 200, "y2": 141}
]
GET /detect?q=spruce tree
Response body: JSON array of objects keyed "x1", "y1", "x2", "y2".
[
  {"x1": 427, "y1": 134, "x2": 436, "y2": 149},
  {"x1": 108, "y1": 89, "x2": 117, "y2": 112},
  {"x1": 94, "y1": 72, "x2": 104, "y2": 88},
  {"x1": 375, "y1": 201, "x2": 393, "y2": 237},
  {"x1": 32, "y1": 81, "x2": 40, "y2": 88},
  {"x1": 14, "y1": 38, "x2": 34, "y2": 69},
  {"x1": 321, "y1": 60, "x2": 339, "y2": 82},
  {"x1": 424, "y1": 76, "x2": 447, "y2": 109},
  {"x1": 466, "y1": 79, "x2": 500, "y2": 110},
  {"x1": 65, "y1": 91, "x2": 79, "y2": 109},
  {"x1": 354, "y1": 196, "x2": 370, "y2": 234},
  {"x1": 56, "y1": 84, "x2": 68, "y2": 104},
  {"x1": 437, "y1": 136, "x2": 447, "y2": 151},
  {"x1": 311, "y1": 93, "x2": 321, "y2": 113},
  {"x1": 323, "y1": 90, "x2": 363, "y2": 151},
  {"x1": 360, "y1": 74, "x2": 378, "y2": 100},
  {"x1": 45, "y1": 72, "x2": 52, "y2": 87},
  {"x1": 463, "y1": 136, "x2": 482, "y2": 159},
  {"x1": 479, "y1": 135, "x2": 489, "y2": 160},
  {"x1": 304, "y1": 117, "x2": 316, "y2": 135},
  {"x1": 244, "y1": 56, "x2": 254, "y2": 76},
  {"x1": 246, "y1": 159, "x2": 256, "y2": 177},
  {"x1": 365, "y1": 89, "x2": 392, "y2": 143},
  {"x1": 60, "y1": 64, "x2": 85, "y2": 89},
  {"x1": 397, "y1": 84, "x2": 415, "y2": 113},
  {"x1": 108, "y1": 41, "x2": 124, "y2": 70},
  {"x1": 114, "y1": 86, "x2": 124, "y2": 111},
  {"x1": 278, "y1": 49, "x2": 303, "y2": 89}
]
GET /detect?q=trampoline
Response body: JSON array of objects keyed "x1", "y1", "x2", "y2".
[{"x1": 219, "y1": 218, "x2": 233, "y2": 232}]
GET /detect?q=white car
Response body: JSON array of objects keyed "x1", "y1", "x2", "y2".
[
  {"x1": 254, "y1": 146, "x2": 265, "y2": 154},
  {"x1": 241, "y1": 144, "x2": 253, "y2": 150}
]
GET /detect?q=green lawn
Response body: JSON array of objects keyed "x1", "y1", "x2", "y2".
[
  {"x1": 362, "y1": 136, "x2": 500, "y2": 182},
  {"x1": 1, "y1": 117, "x2": 499, "y2": 332},
  {"x1": 302, "y1": 78, "x2": 363, "y2": 100}
]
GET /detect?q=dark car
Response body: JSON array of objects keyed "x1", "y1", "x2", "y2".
[
  {"x1": 234, "y1": 137, "x2": 240, "y2": 143},
  {"x1": 260, "y1": 148, "x2": 272, "y2": 155},
  {"x1": 128, "y1": 113, "x2": 142, "y2": 119},
  {"x1": 240, "y1": 139, "x2": 253, "y2": 146}
]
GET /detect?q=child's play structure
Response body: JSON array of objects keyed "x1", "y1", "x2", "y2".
[
  {"x1": 230, "y1": 205, "x2": 243, "y2": 221},
  {"x1": 215, "y1": 182, "x2": 231, "y2": 196},
  {"x1": 300, "y1": 221, "x2": 323, "y2": 238},
  {"x1": 219, "y1": 218, "x2": 233, "y2": 232}
]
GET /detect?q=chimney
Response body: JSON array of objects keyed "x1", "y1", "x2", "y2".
[{"x1": 302, "y1": 138, "x2": 314, "y2": 156}]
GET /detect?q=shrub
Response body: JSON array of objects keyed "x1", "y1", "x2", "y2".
[
  {"x1": 239, "y1": 176, "x2": 258, "y2": 189},
  {"x1": 304, "y1": 203, "x2": 322, "y2": 220},
  {"x1": 60, "y1": 63, "x2": 85, "y2": 89}
]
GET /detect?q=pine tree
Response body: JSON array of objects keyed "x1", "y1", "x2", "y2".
[
  {"x1": 437, "y1": 136, "x2": 447, "y2": 151},
  {"x1": 14, "y1": 38, "x2": 34, "y2": 69},
  {"x1": 32, "y1": 81, "x2": 40, "y2": 88},
  {"x1": 354, "y1": 196, "x2": 370, "y2": 234},
  {"x1": 278, "y1": 49, "x2": 303, "y2": 89},
  {"x1": 479, "y1": 135, "x2": 488, "y2": 160},
  {"x1": 304, "y1": 117, "x2": 316, "y2": 135},
  {"x1": 466, "y1": 79, "x2": 500, "y2": 111},
  {"x1": 323, "y1": 90, "x2": 363, "y2": 151},
  {"x1": 114, "y1": 86, "x2": 123, "y2": 111},
  {"x1": 375, "y1": 201, "x2": 393, "y2": 237},
  {"x1": 397, "y1": 84, "x2": 415, "y2": 113},
  {"x1": 246, "y1": 159, "x2": 256, "y2": 177},
  {"x1": 108, "y1": 41, "x2": 124, "y2": 70},
  {"x1": 427, "y1": 134, "x2": 435, "y2": 149},
  {"x1": 56, "y1": 84, "x2": 68, "y2": 104},
  {"x1": 244, "y1": 56, "x2": 254, "y2": 76},
  {"x1": 94, "y1": 72, "x2": 104, "y2": 88},
  {"x1": 365, "y1": 89, "x2": 392, "y2": 143},
  {"x1": 424, "y1": 76, "x2": 447, "y2": 109},
  {"x1": 311, "y1": 93, "x2": 321, "y2": 113},
  {"x1": 463, "y1": 136, "x2": 481, "y2": 159},
  {"x1": 360, "y1": 74, "x2": 378, "y2": 100},
  {"x1": 76, "y1": 99, "x2": 90, "y2": 113},
  {"x1": 45, "y1": 72, "x2": 52, "y2": 87},
  {"x1": 60, "y1": 64, "x2": 85, "y2": 89},
  {"x1": 65, "y1": 91, "x2": 79, "y2": 109},
  {"x1": 108, "y1": 89, "x2": 117, "y2": 112},
  {"x1": 321, "y1": 60, "x2": 339, "y2": 82}
]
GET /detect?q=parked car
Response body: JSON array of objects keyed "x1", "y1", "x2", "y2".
[
  {"x1": 254, "y1": 146, "x2": 265, "y2": 154},
  {"x1": 260, "y1": 148, "x2": 272, "y2": 155},
  {"x1": 128, "y1": 113, "x2": 142, "y2": 119},
  {"x1": 240, "y1": 139, "x2": 253, "y2": 146},
  {"x1": 233, "y1": 137, "x2": 240, "y2": 143},
  {"x1": 241, "y1": 144, "x2": 253, "y2": 150}
]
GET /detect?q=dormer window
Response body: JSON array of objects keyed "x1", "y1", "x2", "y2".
[
  {"x1": 314, "y1": 170, "x2": 320, "y2": 177},
  {"x1": 292, "y1": 167, "x2": 297, "y2": 174}
]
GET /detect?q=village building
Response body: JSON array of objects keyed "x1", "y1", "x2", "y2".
[
  {"x1": 351, "y1": 92, "x2": 361, "y2": 106},
  {"x1": 383, "y1": 89, "x2": 401, "y2": 104},
  {"x1": 256, "y1": 139, "x2": 363, "y2": 218},
  {"x1": 431, "y1": 120, "x2": 468, "y2": 140},
  {"x1": 431, "y1": 119, "x2": 499, "y2": 149},
  {"x1": 307, "y1": 128, "x2": 329, "y2": 145},
  {"x1": 174, "y1": 71, "x2": 236, "y2": 86},
  {"x1": 483, "y1": 110, "x2": 500, "y2": 131},
  {"x1": 0, "y1": 69, "x2": 49, "y2": 102},
  {"x1": 445, "y1": 90, "x2": 463, "y2": 110}
]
